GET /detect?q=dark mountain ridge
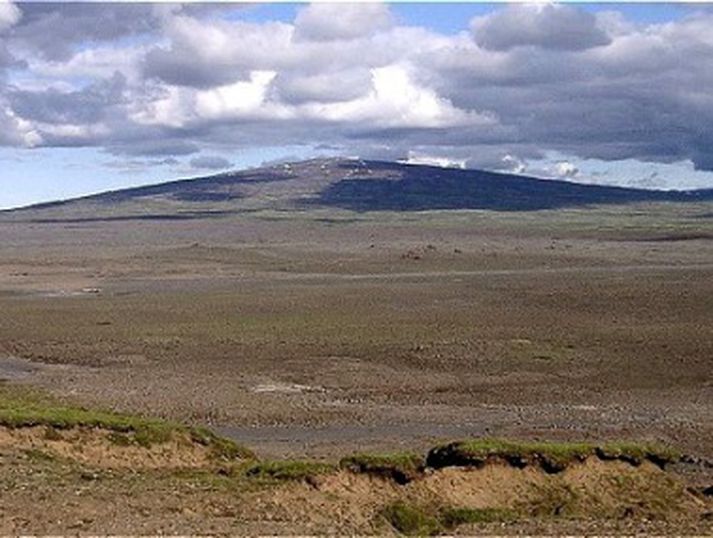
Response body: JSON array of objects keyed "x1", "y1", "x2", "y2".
[{"x1": 6, "y1": 158, "x2": 713, "y2": 217}]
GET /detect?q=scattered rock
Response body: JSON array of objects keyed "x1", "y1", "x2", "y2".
[
  {"x1": 401, "y1": 250, "x2": 422, "y2": 261},
  {"x1": 81, "y1": 288, "x2": 102, "y2": 295}
]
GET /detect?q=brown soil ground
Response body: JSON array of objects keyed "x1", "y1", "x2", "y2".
[
  {"x1": 0, "y1": 425, "x2": 216, "y2": 469},
  {"x1": 0, "y1": 426, "x2": 710, "y2": 535},
  {"x1": 0, "y1": 201, "x2": 712, "y2": 532}
]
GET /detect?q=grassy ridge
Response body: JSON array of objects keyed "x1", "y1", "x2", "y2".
[
  {"x1": 426, "y1": 439, "x2": 680, "y2": 472},
  {"x1": 0, "y1": 384, "x2": 680, "y2": 473},
  {"x1": 340, "y1": 452, "x2": 424, "y2": 484},
  {"x1": 0, "y1": 384, "x2": 254, "y2": 459}
]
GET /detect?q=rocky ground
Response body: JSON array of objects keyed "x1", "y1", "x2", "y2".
[{"x1": 0, "y1": 200, "x2": 711, "y2": 532}]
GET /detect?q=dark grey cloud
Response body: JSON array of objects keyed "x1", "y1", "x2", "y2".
[
  {"x1": 107, "y1": 139, "x2": 201, "y2": 158},
  {"x1": 140, "y1": 15, "x2": 296, "y2": 88},
  {"x1": 471, "y1": 4, "x2": 611, "y2": 51},
  {"x1": 272, "y1": 69, "x2": 372, "y2": 104},
  {"x1": 104, "y1": 156, "x2": 179, "y2": 171},
  {"x1": 189, "y1": 155, "x2": 232, "y2": 170},
  {"x1": 143, "y1": 47, "x2": 247, "y2": 89},
  {"x1": 7, "y1": 3, "x2": 162, "y2": 61},
  {"x1": 0, "y1": 42, "x2": 23, "y2": 71},
  {"x1": 8, "y1": 73, "x2": 125, "y2": 124},
  {"x1": 422, "y1": 10, "x2": 713, "y2": 172}
]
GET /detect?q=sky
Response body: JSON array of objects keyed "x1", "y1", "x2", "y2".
[{"x1": 1, "y1": 1, "x2": 713, "y2": 209}]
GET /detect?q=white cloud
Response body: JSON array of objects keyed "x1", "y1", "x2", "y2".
[
  {"x1": 0, "y1": 105, "x2": 41, "y2": 147},
  {"x1": 129, "y1": 85, "x2": 191, "y2": 128},
  {"x1": 293, "y1": 3, "x2": 392, "y2": 42},
  {"x1": 501, "y1": 154, "x2": 527, "y2": 174},
  {"x1": 553, "y1": 161, "x2": 579, "y2": 179},
  {"x1": 0, "y1": 1, "x2": 21, "y2": 32},
  {"x1": 403, "y1": 152, "x2": 466, "y2": 169},
  {"x1": 195, "y1": 71, "x2": 279, "y2": 120},
  {"x1": 299, "y1": 65, "x2": 494, "y2": 129},
  {"x1": 29, "y1": 44, "x2": 146, "y2": 84}
]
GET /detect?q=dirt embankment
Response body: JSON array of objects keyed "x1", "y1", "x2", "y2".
[
  {"x1": 259, "y1": 459, "x2": 704, "y2": 534},
  {"x1": 0, "y1": 425, "x2": 221, "y2": 470},
  {"x1": 0, "y1": 422, "x2": 710, "y2": 535}
]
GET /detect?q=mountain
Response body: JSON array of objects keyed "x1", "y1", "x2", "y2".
[{"x1": 4, "y1": 158, "x2": 713, "y2": 221}]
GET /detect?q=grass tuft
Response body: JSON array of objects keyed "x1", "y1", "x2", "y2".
[
  {"x1": 244, "y1": 460, "x2": 335, "y2": 482},
  {"x1": 596, "y1": 442, "x2": 680, "y2": 469},
  {"x1": 340, "y1": 451, "x2": 423, "y2": 484},
  {"x1": 189, "y1": 427, "x2": 256, "y2": 461},
  {"x1": 440, "y1": 507, "x2": 517, "y2": 528},
  {"x1": 379, "y1": 501, "x2": 443, "y2": 536}
]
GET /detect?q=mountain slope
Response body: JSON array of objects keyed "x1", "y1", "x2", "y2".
[{"x1": 5, "y1": 158, "x2": 713, "y2": 220}]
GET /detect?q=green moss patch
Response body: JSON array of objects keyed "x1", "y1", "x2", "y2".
[
  {"x1": 440, "y1": 507, "x2": 517, "y2": 528},
  {"x1": 596, "y1": 442, "x2": 680, "y2": 469},
  {"x1": 426, "y1": 438, "x2": 679, "y2": 473},
  {"x1": 427, "y1": 439, "x2": 592, "y2": 473},
  {"x1": 0, "y1": 385, "x2": 254, "y2": 459},
  {"x1": 380, "y1": 503, "x2": 519, "y2": 534},
  {"x1": 244, "y1": 460, "x2": 335, "y2": 482},
  {"x1": 379, "y1": 502, "x2": 443, "y2": 536},
  {"x1": 340, "y1": 452, "x2": 424, "y2": 484}
]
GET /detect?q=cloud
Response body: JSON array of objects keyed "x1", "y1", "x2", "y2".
[
  {"x1": 8, "y1": 73, "x2": 126, "y2": 125},
  {"x1": 6, "y1": 3, "x2": 159, "y2": 60},
  {"x1": 0, "y1": 1, "x2": 21, "y2": 32},
  {"x1": 189, "y1": 155, "x2": 232, "y2": 170},
  {"x1": 143, "y1": 17, "x2": 293, "y2": 88},
  {"x1": 0, "y1": 2, "x2": 713, "y2": 190},
  {"x1": 404, "y1": 152, "x2": 466, "y2": 169},
  {"x1": 104, "y1": 157, "x2": 179, "y2": 174},
  {"x1": 552, "y1": 161, "x2": 580, "y2": 179},
  {"x1": 272, "y1": 68, "x2": 373, "y2": 104},
  {"x1": 297, "y1": 65, "x2": 493, "y2": 129},
  {"x1": 0, "y1": 42, "x2": 19, "y2": 69},
  {"x1": 471, "y1": 4, "x2": 611, "y2": 51},
  {"x1": 107, "y1": 140, "x2": 201, "y2": 158},
  {"x1": 293, "y1": 3, "x2": 393, "y2": 42},
  {"x1": 0, "y1": 104, "x2": 40, "y2": 146}
]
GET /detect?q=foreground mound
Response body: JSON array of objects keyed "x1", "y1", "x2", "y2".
[
  {"x1": 0, "y1": 385, "x2": 709, "y2": 534},
  {"x1": 0, "y1": 385, "x2": 254, "y2": 469},
  {"x1": 258, "y1": 458, "x2": 701, "y2": 534}
]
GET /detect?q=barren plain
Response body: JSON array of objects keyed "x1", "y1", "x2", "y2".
[{"x1": 0, "y1": 159, "x2": 711, "y2": 533}]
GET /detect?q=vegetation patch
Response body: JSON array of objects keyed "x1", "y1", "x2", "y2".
[
  {"x1": 525, "y1": 483, "x2": 582, "y2": 517},
  {"x1": 596, "y1": 442, "x2": 680, "y2": 469},
  {"x1": 189, "y1": 427, "x2": 256, "y2": 461},
  {"x1": 426, "y1": 438, "x2": 679, "y2": 473},
  {"x1": 440, "y1": 507, "x2": 518, "y2": 528},
  {"x1": 0, "y1": 385, "x2": 254, "y2": 459},
  {"x1": 22, "y1": 447, "x2": 57, "y2": 463},
  {"x1": 340, "y1": 451, "x2": 424, "y2": 484},
  {"x1": 379, "y1": 501, "x2": 443, "y2": 536},
  {"x1": 244, "y1": 460, "x2": 335, "y2": 482},
  {"x1": 427, "y1": 439, "x2": 593, "y2": 472}
]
